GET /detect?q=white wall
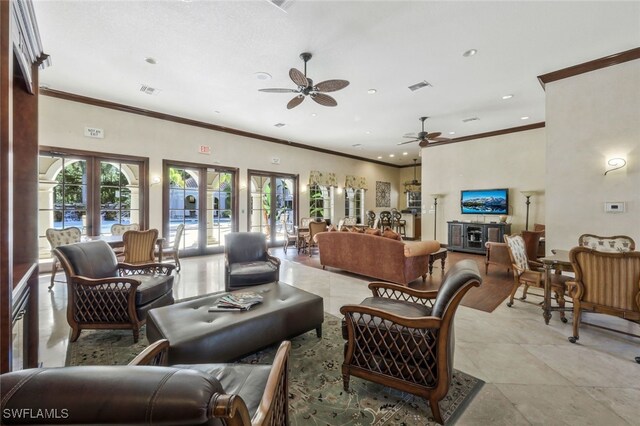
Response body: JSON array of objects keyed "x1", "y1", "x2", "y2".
[
  {"x1": 545, "y1": 60, "x2": 640, "y2": 249},
  {"x1": 38, "y1": 96, "x2": 402, "y2": 232},
  {"x1": 421, "y1": 128, "x2": 547, "y2": 243}
]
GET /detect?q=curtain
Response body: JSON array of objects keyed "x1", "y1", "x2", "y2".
[
  {"x1": 309, "y1": 170, "x2": 338, "y2": 187},
  {"x1": 404, "y1": 184, "x2": 421, "y2": 193},
  {"x1": 345, "y1": 175, "x2": 368, "y2": 190}
]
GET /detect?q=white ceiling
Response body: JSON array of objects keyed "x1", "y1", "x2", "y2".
[{"x1": 33, "y1": 0, "x2": 640, "y2": 166}]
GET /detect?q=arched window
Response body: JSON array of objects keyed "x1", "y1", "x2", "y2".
[
  {"x1": 309, "y1": 184, "x2": 333, "y2": 220},
  {"x1": 345, "y1": 188, "x2": 364, "y2": 224}
]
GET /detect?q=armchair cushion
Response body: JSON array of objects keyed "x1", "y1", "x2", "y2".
[
  {"x1": 135, "y1": 274, "x2": 175, "y2": 305},
  {"x1": 229, "y1": 261, "x2": 279, "y2": 285},
  {"x1": 58, "y1": 240, "x2": 118, "y2": 278}
]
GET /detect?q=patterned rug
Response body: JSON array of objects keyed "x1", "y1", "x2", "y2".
[{"x1": 67, "y1": 314, "x2": 483, "y2": 425}]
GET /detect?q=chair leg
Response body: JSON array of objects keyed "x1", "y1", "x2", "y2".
[
  {"x1": 316, "y1": 325, "x2": 322, "y2": 338},
  {"x1": 520, "y1": 284, "x2": 530, "y2": 300},
  {"x1": 70, "y1": 326, "x2": 81, "y2": 342},
  {"x1": 133, "y1": 327, "x2": 140, "y2": 343},
  {"x1": 429, "y1": 397, "x2": 444, "y2": 425},
  {"x1": 49, "y1": 261, "x2": 58, "y2": 290},
  {"x1": 555, "y1": 290, "x2": 567, "y2": 323},
  {"x1": 569, "y1": 300, "x2": 582, "y2": 343},
  {"x1": 506, "y1": 281, "x2": 520, "y2": 307},
  {"x1": 175, "y1": 254, "x2": 181, "y2": 272},
  {"x1": 342, "y1": 372, "x2": 350, "y2": 392},
  {"x1": 283, "y1": 239, "x2": 288, "y2": 254}
]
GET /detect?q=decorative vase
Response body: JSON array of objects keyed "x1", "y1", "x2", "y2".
[{"x1": 499, "y1": 215, "x2": 508, "y2": 223}]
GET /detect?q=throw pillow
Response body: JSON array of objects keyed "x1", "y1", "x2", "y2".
[
  {"x1": 382, "y1": 227, "x2": 402, "y2": 241},
  {"x1": 364, "y1": 228, "x2": 381, "y2": 236}
]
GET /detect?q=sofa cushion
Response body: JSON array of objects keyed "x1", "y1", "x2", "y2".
[
  {"x1": 403, "y1": 240, "x2": 441, "y2": 257},
  {"x1": 364, "y1": 228, "x2": 381, "y2": 236},
  {"x1": 350, "y1": 226, "x2": 365, "y2": 233}
]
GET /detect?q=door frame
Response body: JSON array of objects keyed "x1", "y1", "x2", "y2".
[
  {"x1": 247, "y1": 169, "x2": 299, "y2": 246},
  {"x1": 162, "y1": 159, "x2": 239, "y2": 256}
]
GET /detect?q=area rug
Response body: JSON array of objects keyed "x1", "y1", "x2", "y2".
[{"x1": 67, "y1": 314, "x2": 483, "y2": 425}]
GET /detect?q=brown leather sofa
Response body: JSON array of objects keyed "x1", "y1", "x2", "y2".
[
  {"x1": 315, "y1": 231, "x2": 440, "y2": 285},
  {"x1": 0, "y1": 340, "x2": 290, "y2": 425}
]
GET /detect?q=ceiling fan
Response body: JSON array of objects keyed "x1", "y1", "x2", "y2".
[
  {"x1": 397, "y1": 117, "x2": 450, "y2": 147},
  {"x1": 259, "y1": 52, "x2": 349, "y2": 109}
]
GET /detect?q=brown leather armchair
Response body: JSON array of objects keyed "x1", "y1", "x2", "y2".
[
  {"x1": 54, "y1": 240, "x2": 175, "y2": 342},
  {"x1": 340, "y1": 260, "x2": 482, "y2": 425},
  {"x1": 224, "y1": 232, "x2": 280, "y2": 291},
  {"x1": 0, "y1": 340, "x2": 291, "y2": 425}
]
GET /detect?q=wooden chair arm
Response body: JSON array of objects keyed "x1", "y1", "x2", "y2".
[
  {"x1": 340, "y1": 304, "x2": 442, "y2": 329},
  {"x1": 368, "y1": 282, "x2": 438, "y2": 307},
  {"x1": 267, "y1": 253, "x2": 281, "y2": 267},
  {"x1": 251, "y1": 341, "x2": 290, "y2": 426},
  {"x1": 70, "y1": 275, "x2": 141, "y2": 289},
  {"x1": 210, "y1": 394, "x2": 253, "y2": 426},
  {"x1": 128, "y1": 339, "x2": 170, "y2": 366},
  {"x1": 118, "y1": 262, "x2": 176, "y2": 276}
]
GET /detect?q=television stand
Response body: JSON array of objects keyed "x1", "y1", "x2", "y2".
[{"x1": 447, "y1": 221, "x2": 511, "y2": 254}]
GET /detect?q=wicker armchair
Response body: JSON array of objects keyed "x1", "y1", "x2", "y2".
[
  {"x1": 54, "y1": 240, "x2": 175, "y2": 342},
  {"x1": 505, "y1": 234, "x2": 570, "y2": 321},
  {"x1": 340, "y1": 260, "x2": 482, "y2": 424},
  {"x1": 1, "y1": 340, "x2": 291, "y2": 426},
  {"x1": 567, "y1": 247, "x2": 640, "y2": 353},
  {"x1": 123, "y1": 229, "x2": 158, "y2": 264},
  {"x1": 45, "y1": 226, "x2": 81, "y2": 289}
]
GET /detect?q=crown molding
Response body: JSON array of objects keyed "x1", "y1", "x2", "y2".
[{"x1": 425, "y1": 122, "x2": 545, "y2": 148}]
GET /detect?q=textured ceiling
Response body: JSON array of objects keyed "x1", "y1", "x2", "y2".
[{"x1": 33, "y1": 1, "x2": 640, "y2": 165}]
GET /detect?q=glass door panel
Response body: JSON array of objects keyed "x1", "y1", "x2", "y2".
[
  {"x1": 99, "y1": 161, "x2": 140, "y2": 235},
  {"x1": 274, "y1": 178, "x2": 294, "y2": 243},
  {"x1": 206, "y1": 169, "x2": 233, "y2": 249},
  {"x1": 169, "y1": 167, "x2": 200, "y2": 251},
  {"x1": 248, "y1": 173, "x2": 297, "y2": 245},
  {"x1": 249, "y1": 176, "x2": 270, "y2": 237}
]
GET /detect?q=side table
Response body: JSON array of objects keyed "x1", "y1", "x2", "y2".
[{"x1": 428, "y1": 248, "x2": 448, "y2": 275}]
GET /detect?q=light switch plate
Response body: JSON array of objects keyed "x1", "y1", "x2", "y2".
[{"x1": 604, "y1": 202, "x2": 625, "y2": 213}]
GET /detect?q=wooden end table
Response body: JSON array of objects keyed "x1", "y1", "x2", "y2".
[{"x1": 428, "y1": 248, "x2": 448, "y2": 275}]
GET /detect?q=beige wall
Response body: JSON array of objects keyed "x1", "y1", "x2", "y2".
[
  {"x1": 421, "y1": 128, "x2": 547, "y2": 243},
  {"x1": 545, "y1": 60, "x2": 640, "y2": 249},
  {"x1": 38, "y1": 96, "x2": 402, "y2": 231}
]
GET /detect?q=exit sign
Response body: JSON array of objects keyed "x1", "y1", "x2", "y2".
[
  {"x1": 199, "y1": 145, "x2": 211, "y2": 155},
  {"x1": 84, "y1": 127, "x2": 104, "y2": 139}
]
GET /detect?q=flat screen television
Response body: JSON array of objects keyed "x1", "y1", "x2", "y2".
[{"x1": 461, "y1": 188, "x2": 509, "y2": 215}]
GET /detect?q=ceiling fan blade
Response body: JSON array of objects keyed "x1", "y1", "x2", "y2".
[
  {"x1": 286, "y1": 95, "x2": 305, "y2": 109},
  {"x1": 418, "y1": 140, "x2": 430, "y2": 148},
  {"x1": 289, "y1": 68, "x2": 308, "y2": 87},
  {"x1": 426, "y1": 132, "x2": 442, "y2": 139},
  {"x1": 431, "y1": 137, "x2": 451, "y2": 142},
  {"x1": 259, "y1": 88, "x2": 299, "y2": 93},
  {"x1": 310, "y1": 92, "x2": 337, "y2": 107},
  {"x1": 397, "y1": 139, "x2": 419, "y2": 146},
  {"x1": 315, "y1": 79, "x2": 350, "y2": 92},
  {"x1": 403, "y1": 135, "x2": 417, "y2": 138}
]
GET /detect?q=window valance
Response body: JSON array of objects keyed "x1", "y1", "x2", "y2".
[
  {"x1": 404, "y1": 184, "x2": 421, "y2": 193},
  {"x1": 345, "y1": 175, "x2": 368, "y2": 190},
  {"x1": 309, "y1": 170, "x2": 338, "y2": 187}
]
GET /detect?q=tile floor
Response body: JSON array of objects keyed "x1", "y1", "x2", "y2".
[{"x1": 38, "y1": 252, "x2": 639, "y2": 425}]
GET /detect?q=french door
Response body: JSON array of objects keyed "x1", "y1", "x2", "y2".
[
  {"x1": 248, "y1": 170, "x2": 298, "y2": 246},
  {"x1": 163, "y1": 161, "x2": 238, "y2": 256}
]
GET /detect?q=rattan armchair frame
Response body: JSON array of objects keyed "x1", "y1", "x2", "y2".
[{"x1": 340, "y1": 277, "x2": 480, "y2": 425}]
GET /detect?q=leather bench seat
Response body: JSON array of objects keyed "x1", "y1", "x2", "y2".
[{"x1": 147, "y1": 282, "x2": 324, "y2": 364}]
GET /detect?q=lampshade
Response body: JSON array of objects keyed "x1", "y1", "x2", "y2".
[
  {"x1": 430, "y1": 193, "x2": 444, "y2": 199},
  {"x1": 520, "y1": 190, "x2": 537, "y2": 197}
]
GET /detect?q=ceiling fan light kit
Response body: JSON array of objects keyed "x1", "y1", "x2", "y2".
[{"x1": 259, "y1": 52, "x2": 350, "y2": 109}]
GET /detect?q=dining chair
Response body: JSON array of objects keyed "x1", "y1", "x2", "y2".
[
  {"x1": 504, "y1": 234, "x2": 570, "y2": 321},
  {"x1": 305, "y1": 221, "x2": 327, "y2": 256},
  {"x1": 110, "y1": 223, "x2": 140, "y2": 259},
  {"x1": 282, "y1": 216, "x2": 298, "y2": 254},
  {"x1": 45, "y1": 227, "x2": 82, "y2": 289},
  {"x1": 343, "y1": 217, "x2": 357, "y2": 226},
  {"x1": 365, "y1": 210, "x2": 376, "y2": 228},
  {"x1": 297, "y1": 217, "x2": 313, "y2": 253},
  {"x1": 379, "y1": 211, "x2": 392, "y2": 229},
  {"x1": 578, "y1": 234, "x2": 635, "y2": 252},
  {"x1": 123, "y1": 229, "x2": 158, "y2": 265},
  {"x1": 156, "y1": 224, "x2": 185, "y2": 271}
]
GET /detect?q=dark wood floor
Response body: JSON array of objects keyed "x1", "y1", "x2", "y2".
[{"x1": 271, "y1": 246, "x2": 514, "y2": 313}]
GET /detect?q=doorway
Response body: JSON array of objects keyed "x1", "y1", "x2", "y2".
[{"x1": 248, "y1": 171, "x2": 298, "y2": 245}]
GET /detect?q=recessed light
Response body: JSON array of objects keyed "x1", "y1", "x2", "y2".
[
  {"x1": 502, "y1": 94, "x2": 514, "y2": 100},
  {"x1": 144, "y1": 57, "x2": 157, "y2": 65},
  {"x1": 367, "y1": 89, "x2": 377, "y2": 94},
  {"x1": 520, "y1": 116, "x2": 529, "y2": 120},
  {"x1": 365, "y1": 131, "x2": 371, "y2": 135},
  {"x1": 352, "y1": 143, "x2": 362, "y2": 147},
  {"x1": 377, "y1": 156, "x2": 383, "y2": 159},
  {"x1": 463, "y1": 49, "x2": 477, "y2": 57},
  {"x1": 448, "y1": 131, "x2": 456, "y2": 135},
  {"x1": 214, "y1": 110, "x2": 221, "y2": 114},
  {"x1": 311, "y1": 113, "x2": 317, "y2": 117},
  {"x1": 389, "y1": 154, "x2": 395, "y2": 158},
  {"x1": 403, "y1": 152, "x2": 408, "y2": 156},
  {"x1": 274, "y1": 123, "x2": 286, "y2": 127},
  {"x1": 254, "y1": 72, "x2": 272, "y2": 81}
]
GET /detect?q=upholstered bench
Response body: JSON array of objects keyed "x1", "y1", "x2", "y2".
[{"x1": 147, "y1": 282, "x2": 324, "y2": 363}]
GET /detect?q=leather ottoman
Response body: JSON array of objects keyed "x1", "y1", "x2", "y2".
[{"x1": 146, "y1": 282, "x2": 324, "y2": 363}]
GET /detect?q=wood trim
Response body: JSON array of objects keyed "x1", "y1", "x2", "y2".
[
  {"x1": 537, "y1": 47, "x2": 640, "y2": 89},
  {"x1": 424, "y1": 122, "x2": 546, "y2": 148},
  {"x1": 39, "y1": 88, "x2": 400, "y2": 168}
]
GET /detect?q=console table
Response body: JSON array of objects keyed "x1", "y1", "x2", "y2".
[{"x1": 447, "y1": 222, "x2": 511, "y2": 255}]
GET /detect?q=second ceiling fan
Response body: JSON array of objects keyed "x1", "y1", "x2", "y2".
[
  {"x1": 398, "y1": 117, "x2": 450, "y2": 147},
  {"x1": 259, "y1": 52, "x2": 349, "y2": 109}
]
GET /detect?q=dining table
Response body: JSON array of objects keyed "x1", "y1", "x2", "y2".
[
  {"x1": 81, "y1": 234, "x2": 166, "y2": 262},
  {"x1": 539, "y1": 249, "x2": 574, "y2": 324}
]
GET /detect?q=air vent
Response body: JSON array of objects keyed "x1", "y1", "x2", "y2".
[
  {"x1": 352, "y1": 143, "x2": 362, "y2": 147},
  {"x1": 408, "y1": 80, "x2": 432, "y2": 92},
  {"x1": 139, "y1": 84, "x2": 160, "y2": 95},
  {"x1": 266, "y1": 0, "x2": 294, "y2": 12},
  {"x1": 274, "y1": 123, "x2": 286, "y2": 128},
  {"x1": 462, "y1": 117, "x2": 480, "y2": 123}
]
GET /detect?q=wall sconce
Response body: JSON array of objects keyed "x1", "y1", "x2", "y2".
[
  {"x1": 604, "y1": 157, "x2": 627, "y2": 175},
  {"x1": 336, "y1": 186, "x2": 343, "y2": 195},
  {"x1": 301, "y1": 184, "x2": 307, "y2": 193},
  {"x1": 239, "y1": 181, "x2": 247, "y2": 191},
  {"x1": 151, "y1": 176, "x2": 161, "y2": 185}
]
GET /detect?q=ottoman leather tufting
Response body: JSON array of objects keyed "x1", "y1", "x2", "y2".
[{"x1": 147, "y1": 282, "x2": 324, "y2": 363}]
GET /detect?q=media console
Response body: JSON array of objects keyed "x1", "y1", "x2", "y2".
[{"x1": 447, "y1": 221, "x2": 511, "y2": 255}]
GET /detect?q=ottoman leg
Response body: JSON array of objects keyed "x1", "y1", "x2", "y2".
[{"x1": 316, "y1": 325, "x2": 322, "y2": 338}]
